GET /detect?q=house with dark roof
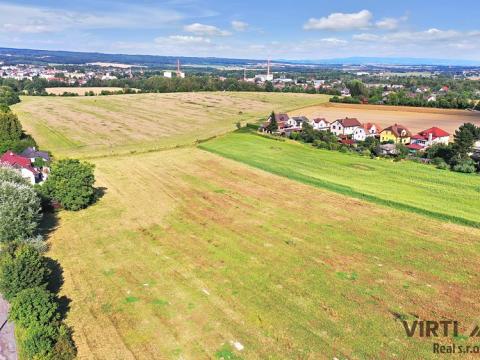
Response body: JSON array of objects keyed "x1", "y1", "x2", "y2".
[
  {"x1": 409, "y1": 127, "x2": 450, "y2": 150},
  {"x1": 21, "y1": 147, "x2": 51, "y2": 163},
  {"x1": 287, "y1": 116, "x2": 309, "y2": 128},
  {"x1": 380, "y1": 124, "x2": 412, "y2": 144}
]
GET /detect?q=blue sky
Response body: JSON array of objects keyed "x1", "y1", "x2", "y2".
[{"x1": 0, "y1": 0, "x2": 479, "y2": 60}]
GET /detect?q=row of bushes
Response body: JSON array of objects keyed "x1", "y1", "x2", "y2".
[
  {"x1": 1, "y1": 97, "x2": 97, "y2": 358},
  {"x1": 0, "y1": 167, "x2": 76, "y2": 359}
]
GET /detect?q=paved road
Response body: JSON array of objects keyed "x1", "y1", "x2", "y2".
[{"x1": 0, "y1": 296, "x2": 17, "y2": 360}]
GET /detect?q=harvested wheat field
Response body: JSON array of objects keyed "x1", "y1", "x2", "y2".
[
  {"x1": 291, "y1": 102, "x2": 480, "y2": 134},
  {"x1": 45, "y1": 87, "x2": 127, "y2": 96},
  {"x1": 13, "y1": 92, "x2": 329, "y2": 158},
  {"x1": 47, "y1": 148, "x2": 480, "y2": 359}
]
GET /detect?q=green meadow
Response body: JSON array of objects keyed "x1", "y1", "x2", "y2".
[{"x1": 200, "y1": 130, "x2": 480, "y2": 227}]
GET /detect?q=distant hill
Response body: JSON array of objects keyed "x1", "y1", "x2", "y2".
[
  {"x1": 0, "y1": 47, "x2": 259, "y2": 67},
  {"x1": 280, "y1": 57, "x2": 480, "y2": 66},
  {"x1": 1, "y1": 47, "x2": 479, "y2": 67}
]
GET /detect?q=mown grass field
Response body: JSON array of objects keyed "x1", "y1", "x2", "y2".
[
  {"x1": 200, "y1": 130, "x2": 480, "y2": 227},
  {"x1": 12, "y1": 92, "x2": 480, "y2": 359},
  {"x1": 48, "y1": 148, "x2": 480, "y2": 359},
  {"x1": 13, "y1": 92, "x2": 329, "y2": 158}
]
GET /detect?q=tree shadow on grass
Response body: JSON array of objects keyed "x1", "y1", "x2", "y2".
[
  {"x1": 44, "y1": 257, "x2": 71, "y2": 321},
  {"x1": 38, "y1": 211, "x2": 59, "y2": 241},
  {"x1": 92, "y1": 186, "x2": 107, "y2": 206},
  {"x1": 45, "y1": 258, "x2": 63, "y2": 294}
]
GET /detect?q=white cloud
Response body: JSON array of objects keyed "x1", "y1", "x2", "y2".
[
  {"x1": 231, "y1": 20, "x2": 249, "y2": 32},
  {"x1": 184, "y1": 23, "x2": 231, "y2": 36},
  {"x1": 0, "y1": 3, "x2": 183, "y2": 33},
  {"x1": 375, "y1": 18, "x2": 400, "y2": 30},
  {"x1": 304, "y1": 10, "x2": 372, "y2": 31},
  {"x1": 161, "y1": 35, "x2": 211, "y2": 44}
]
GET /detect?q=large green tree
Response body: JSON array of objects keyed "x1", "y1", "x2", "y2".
[
  {"x1": 0, "y1": 86, "x2": 20, "y2": 106},
  {"x1": 453, "y1": 123, "x2": 480, "y2": 158},
  {"x1": 43, "y1": 159, "x2": 96, "y2": 211},
  {"x1": 0, "y1": 111, "x2": 22, "y2": 142},
  {"x1": 346, "y1": 80, "x2": 368, "y2": 97}
]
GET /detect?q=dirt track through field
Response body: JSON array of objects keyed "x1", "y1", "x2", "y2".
[{"x1": 291, "y1": 103, "x2": 480, "y2": 133}]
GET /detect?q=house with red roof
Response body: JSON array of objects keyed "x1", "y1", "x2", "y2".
[
  {"x1": 330, "y1": 117, "x2": 362, "y2": 136},
  {"x1": 409, "y1": 127, "x2": 450, "y2": 150},
  {"x1": 0, "y1": 151, "x2": 39, "y2": 184},
  {"x1": 261, "y1": 113, "x2": 290, "y2": 133}
]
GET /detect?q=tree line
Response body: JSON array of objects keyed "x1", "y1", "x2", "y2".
[{"x1": 1, "y1": 98, "x2": 97, "y2": 358}]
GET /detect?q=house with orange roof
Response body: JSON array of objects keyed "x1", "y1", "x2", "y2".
[{"x1": 362, "y1": 123, "x2": 383, "y2": 138}]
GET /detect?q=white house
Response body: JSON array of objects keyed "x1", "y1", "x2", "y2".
[
  {"x1": 287, "y1": 116, "x2": 309, "y2": 128},
  {"x1": 311, "y1": 118, "x2": 330, "y2": 131},
  {"x1": 330, "y1": 118, "x2": 362, "y2": 136},
  {"x1": 410, "y1": 127, "x2": 450, "y2": 149},
  {"x1": 352, "y1": 127, "x2": 366, "y2": 141},
  {"x1": 362, "y1": 123, "x2": 383, "y2": 138}
]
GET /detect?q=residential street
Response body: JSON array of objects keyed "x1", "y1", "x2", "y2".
[{"x1": 0, "y1": 296, "x2": 17, "y2": 360}]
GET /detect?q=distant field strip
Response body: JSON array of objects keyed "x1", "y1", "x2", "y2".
[
  {"x1": 13, "y1": 92, "x2": 329, "y2": 158},
  {"x1": 200, "y1": 131, "x2": 480, "y2": 227}
]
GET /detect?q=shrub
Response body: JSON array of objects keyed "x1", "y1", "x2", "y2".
[
  {"x1": 452, "y1": 159, "x2": 477, "y2": 173},
  {"x1": 431, "y1": 157, "x2": 449, "y2": 170},
  {"x1": 10, "y1": 287, "x2": 59, "y2": 328},
  {"x1": 0, "y1": 104, "x2": 10, "y2": 112},
  {"x1": 0, "y1": 245, "x2": 50, "y2": 301},
  {"x1": 0, "y1": 165, "x2": 28, "y2": 185},
  {"x1": 52, "y1": 324, "x2": 77, "y2": 360},
  {"x1": 43, "y1": 159, "x2": 96, "y2": 211},
  {"x1": 21, "y1": 323, "x2": 59, "y2": 359},
  {"x1": 0, "y1": 181, "x2": 41, "y2": 242}
]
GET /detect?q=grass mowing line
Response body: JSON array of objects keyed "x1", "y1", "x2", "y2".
[{"x1": 199, "y1": 139, "x2": 480, "y2": 229}]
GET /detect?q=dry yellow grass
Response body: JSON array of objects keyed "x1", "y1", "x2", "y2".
[
  {"x1": 13, "y1": 92, "x2": 329, "y2": 158},
  {"x1": 47, "y1": 148, "x2": 480, "y2": 359},
  {"x1": 291, "y1": 102, "x2": 480, "y2": 133},
  {"x1": 45, "y1": 87, "x2": 127, "y2": 96}
]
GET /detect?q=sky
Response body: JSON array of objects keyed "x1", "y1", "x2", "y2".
[{"x1": 0, "y1": 0, "x2": 479, "y2": 60}]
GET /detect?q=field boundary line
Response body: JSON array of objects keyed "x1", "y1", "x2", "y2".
[{"x1": 199, "y1": 142, "x2": 480, "y2": 229}]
